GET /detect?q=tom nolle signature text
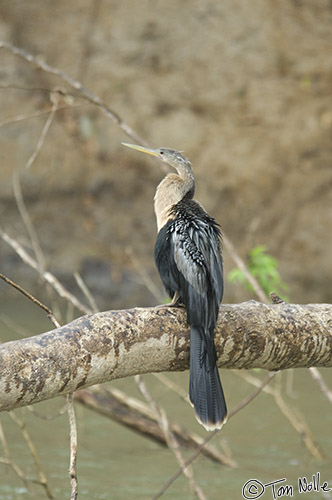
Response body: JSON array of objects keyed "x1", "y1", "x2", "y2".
[{"x1": 242, "y1": 473, "x2": 331, "y2": 499}]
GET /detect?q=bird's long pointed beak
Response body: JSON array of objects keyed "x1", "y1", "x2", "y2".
[{"x1": 121, "y1": 143, "x2": 159, "y2": 157}]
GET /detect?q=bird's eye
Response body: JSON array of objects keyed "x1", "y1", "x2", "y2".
[{"x1": 159, "y1": 151, "x2": 164, "y2": 155}]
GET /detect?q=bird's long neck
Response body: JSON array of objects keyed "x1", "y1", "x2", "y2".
[{"x1": 154, "y1": 166, "x2": 195, "y2": 231}]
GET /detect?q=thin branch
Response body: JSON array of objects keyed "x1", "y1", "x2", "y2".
[
  {"x1": 76, "y1": 0, "x2": 102, "y2": 81},
  {"x1": 126, "y1": 246, "x2": 165, "y2": 303},
  {"x1": 308, "y1": 367, "x2": 332, "y2": 405},
  {"x1": 0, "y1": 314, "x2": 30, "y2": 338},
  {"x1": 1, "y1": 269, "x2": 79, "y2": 498},
  {"x1": 25, "y1": 91, "x2": 59, "y2": 169},
  {"x1": 10, "y1": 412, "x2": 54, "y2": 499},
  {"x1": 228, "y1": 372, "x2": 277, "y2": 418},
  {"x1": 152, "y1": 371, "x2": 275, "y2": 500},
  {"x1": 223, "y1": 233, "x2": 268, "y2": 303},
  {"x1": 0, "y1": 419, "x2": 29, "y2": 489},
  {"x1": 136, "y1": 375, "x2": 207, "y2": 500},
  {"x1": 234, "y1": 371, "x2": 325, "y2": 460},
  {"x1": 0, "y1": 83, "x2": 78, "y2": 94},
  {"x1": 273, "y1": 375, "x2": 324, "y2": 461},
  {"x1": 153, "y1": 373, "x2": 189, "y2": 404},
  {"x1": 0, "y1": 271, "x2": 78, "y2": 497},
  {"x1": 12, "y1": 171, "x2": 46, "y2": 272},
  {"x1": 224, "y1": 238, "x2": 332, "y2": 431},
  {"x1": 11, "y1": 92, "x2": 61, "y2": 274},
  {"x1": 67, "y1": 394, "x2": 78, "y2": 500},
  {"x1": 28, "y1": 404, "x2": 68, "y2": 421},
  {"x1": 0, "y1": 272, "x2": 58, "y2": 326},
  {"x1": 0, "y1": 103, "x2": 86, "y2": 128},
  {"x1": 74, "y1": 272, "x2": 99, "y2": 314},
  {"x1": 0, "y1": 40, "x2": 147, "y2": 146},
  {"x1": 75, "y1": 385, "x2": 230, "y2": 464},
  {"x1": 0, "y1": 227, "x2": 92, "y2": 314}
]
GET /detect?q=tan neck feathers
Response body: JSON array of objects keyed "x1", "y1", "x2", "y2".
[{"x1": 154, "y1": 173, "x2": 193, "y2": 231}]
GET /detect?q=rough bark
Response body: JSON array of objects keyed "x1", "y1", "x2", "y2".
[{"x1": 0, "y1": 301, "x2": 331, "y2": 412}]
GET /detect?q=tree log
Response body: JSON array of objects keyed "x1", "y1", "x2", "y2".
[{"x1": 0, "y1": 301, "x2": 331, "y2": 412}]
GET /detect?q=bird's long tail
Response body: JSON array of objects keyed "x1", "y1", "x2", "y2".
[{"x1": 189, "y1": 326, "x2": 227, "y2": 431}]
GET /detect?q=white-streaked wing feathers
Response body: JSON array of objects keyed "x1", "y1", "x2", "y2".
[{"x1": 172, "y1": 219, "x2": 222, "y2": 301}]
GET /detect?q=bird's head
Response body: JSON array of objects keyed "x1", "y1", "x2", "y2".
[{"x1": 122, "y1": 143, "x2": 192, "y2": 178}]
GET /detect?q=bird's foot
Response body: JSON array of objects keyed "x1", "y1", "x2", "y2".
[{"x1": 155, "y1": 292, "x2": 185, "y2": 309}]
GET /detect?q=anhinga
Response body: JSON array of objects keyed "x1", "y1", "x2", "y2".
[{"x1": 122, "y1": 142, "x2": 227, "y2": 430}]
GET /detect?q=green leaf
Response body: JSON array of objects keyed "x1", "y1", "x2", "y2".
[{"x1": 227, "y1": 245, "x2": 289, "y2": 300}]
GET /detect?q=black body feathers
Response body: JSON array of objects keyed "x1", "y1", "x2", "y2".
[{"x1": 154, "y1": 198, "x2": 227, "y2": 430}]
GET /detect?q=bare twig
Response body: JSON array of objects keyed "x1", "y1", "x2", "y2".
[
  {"x1": 67, "y1": 394, "x2": 78, "y2": 500},
  {"x1": 75, "y1": 385, "x2": 230, "y2": 464},
  {"x1": 12, "y1": 171, "x2": 46, "y2": 272},
  {"x1": 0, "y1": 83, "x2": 79, "y2": 94},
  {"x1": 309, "y1": 367, "x2": 332, "y2": 405},
  {"x1": 0, "y1": 103, "x2": 86, "y2": 128},
  {"x1": 0, "y1": 272, "x2": 59, "y2": 327},
  {"x1": 0, "y1": 314, "x2": 30, "y2": 338},
  {"x1": 0, "y1": 457, "x2": 29, "y2": 487},
  {"x1": 76, "y1": 0, "x2": 102, "y2": 81},
  {"x1": 0, "y1": 272, "x2": 61, "y2": 498},
  {"x1": 153, "y1": 372, "x2": 275, "y2": 500},
  {"x1": 153, "y1": 373, "x2": 189, "y2": 403},
  {"x1": 28, "y1": 404, "x2": 68, "y2": 420},
  {"x1": 223, "y1": 233, "x2": 268, "y2": 303},
  {"x1": 0, "y1": 271, "x2": 78, "y2": 497},
  {"x1": 135, "y1": 375, "x2": 207, "y2": 500},
  {"x1": 1, "y1": 269, "x2": 79, "y2": 497},
  {"x1": 10, "y1": 412, "x2": 54, "y2": 499},
  {"x1": 12, "y1": 91, "x2": 59, "y2": 273},
  {"x1": 0, "y1": 40, "x2": 147, "y2": 146},
  {"x1": 234, "y1": 371, "x2": 325, "y2": 460},
  {"x1": 126, "y1": 246, "x2": 164, "y2": 303},
  {"x1": 0, "y1": 227, "x2": 92, "y2": 314},
  {"x1": 273, "y1": 375, "x2": 324, "y2": 460},
  {"x1": 224, "y1": 241, "x2": 331, "y2": 449},
  {"x1": 0, "y1": 419, "x2": 29, "y2": 489},
  {"x1": 224, "y1": 239, "x2": 331, "y2": 458},
  {"x1": 74, "y1": 272, "x2": 99, "y2": 314},
  {"x1": 25, "y1": 91, "x2": 59, "y2": 169},
  {"x1": 228, "y1": 372, "x2": 277, "y2": 418}
]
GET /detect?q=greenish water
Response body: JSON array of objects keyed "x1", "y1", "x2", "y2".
[{"x1": 0, "y1": 299, "x2": 332, "y2": 500}]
